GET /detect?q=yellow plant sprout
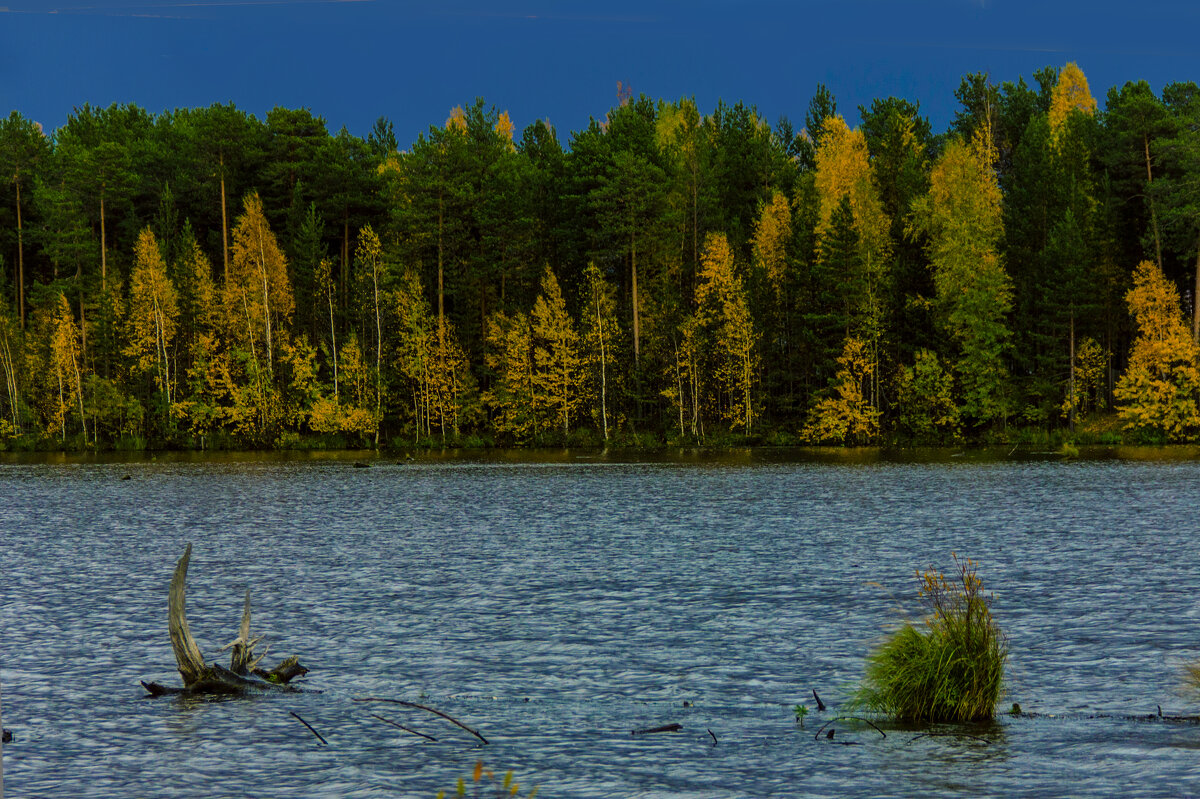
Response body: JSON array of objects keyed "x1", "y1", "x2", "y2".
[{"x1": 438, "y1": 761, "x2": 539, "y2": 798}]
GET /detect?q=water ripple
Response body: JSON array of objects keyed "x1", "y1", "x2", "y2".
[{"x1": 3, "y1": 458, "x2": 1200, "y2": 796}]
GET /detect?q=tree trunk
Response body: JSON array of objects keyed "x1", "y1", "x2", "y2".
[
  {"x1": 1068, "y1": 312, "x2": 1076, "y2": 432},
  {"x1": 100, "y1": 192, "x2": 107, "y2": 292},
  {"x1": 1145, "y1": 133, "x2": 1163, "y2": 270},
  {"x1": 342, "y1": 214, "x2": 350, "y2": 316},
  {"x1": 1193, "y1": 231, "x2": 1200, "y2": 343},
  {"x1": 220, "y1": 155, "x2": 229, "y2": 280},
  {"x1": 259, "y1": 233, "x2": 273, "y2": 377},
  {"x1": 328, "y1": 284, "x2": 339, "y2": 401},
  {"x1": 597, "y1": 296, "x2": 608, "y2": 441},
  {"x1": 15, "y1": 178, "x2": 24, "y2": 329},
  {"x1": 437, "y1": 194, "x2": 445, "y2": 336},
  {"x1": 631, "y1": 232, "x2": 640, "y2": 366},
  {"x1": 373, "y1": 260, "x2": 382, "y2": 448},
  {"x1": 0, "y1": 327, "x2": 18, "y2": 431}
]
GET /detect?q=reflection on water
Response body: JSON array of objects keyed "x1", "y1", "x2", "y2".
[{"x1": 2, "y1": 453, "x2": 1200, "y2": 797}]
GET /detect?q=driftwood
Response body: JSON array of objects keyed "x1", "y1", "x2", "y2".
[
  {"x1": 369, "y1": 713, "x2": 439, "y2": 742},
  {"x1": 631, "y1": 723, "x2": 682, "y2": 735},
  {"x1": 352, "y1": 697, "x2": 488, "y2": 744},
  {"x1": 141, "y1": 543, "x2": 310, "y2": 697},
  {"x1": 813, "y1": 716, "x2": 887, "y2": 741},
  {"x1": 289, "y1": 711, "x2": 328, "y2": 745}
]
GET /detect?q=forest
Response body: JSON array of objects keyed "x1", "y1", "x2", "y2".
[{"x1": 2, "y1": 62, "x2": 1200, "y2": 450}]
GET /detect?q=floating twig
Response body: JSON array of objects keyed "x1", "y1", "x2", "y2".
[
  {"x1": 707, "y1": 728, "x2": 717, "y2": 745},
  {"x1": 369, "y1": 713, "x2": 438, "y2": 742},
  {"x1": 813, "y1": 716, "x2": 887, "y2": 741},
  {"x1": 290, "y1": 711, "x2": 327, "y2": 745},
  {"x1": 906, "y1": 731, "x2": 992, "y2": 745},
  {"x1": 352, "y1": 697, "x2": 488, "y2": 744},
  {"x1": 631, "y1": 723, "x2": 682, "y2": 735}
]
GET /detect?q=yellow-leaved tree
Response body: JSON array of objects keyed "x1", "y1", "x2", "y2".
[
  {"x1": 0, "y1": 303, "x2": 21, "y2": 435},
  {"x1": 126, "y1": 228, "x2": 179, "y2": 414},
  {"x1": 484, "y1": 310, "x2": 536, "y2": 441},
  {"x1": 663, "y1": 313, "x2": 703, "y2": 440},
  {"x1": 220, "y1": 192, "x2": 292, "y2": 443},
  {"x1": 356, "y1": 224, "x2": 385, "y2": 444},
  {"x1": 1114, "y1": 260, "x2": 1200, "y2": 441},
  {"x1": 697, "y1": 232, "x2": 757, "y2": 432},
  {"x1": 579, "y1": 262, "x2": 622, "y2": 440},
  {"x1": 1062, "y1": 337, "x2": 1109, "y2": 421},
  {"x1": 909, "y1": 128, "x2": 1012, "y2": 427},
  {"x1": 1049, "y1": 62, "x2": 1098, "y2": 137},
  {"x1": 495, "y1": 110, "x2": 516, "y2": 149},
  {"x1": 752, "y1": 190, "x2": 793, "y2": 296},
  {"x1": 331, "y1": 333, "x2": 377, "y2": 440},
  {"x1": 430, "y1": 317, "x2": 473, "y2": 439},
  {"x1": 173, "y1": 239, "x2": 228, "y2": 446},
  {"x1": 802, "y1": 336, "x2": 879, "y2": 444},
  {"x1": 391, "y1": 267, "x2": 435, "y2": 439},
  {"x1": 48, "y1": 293, "x2": 87, "y2": 443},
  {"x1": 530, "y1": 266, "x2": 582, "y2": 437},
  {"x1": 813, "y1": 114, "x2": 891, "y2": 407},
  {"x1": 225, "y1": 192, "x2": 293, "y2": 380}
]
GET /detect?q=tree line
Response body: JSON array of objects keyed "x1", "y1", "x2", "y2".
[{"x1": 3, "y1": 62, "x2": 1200, "y2": 449}]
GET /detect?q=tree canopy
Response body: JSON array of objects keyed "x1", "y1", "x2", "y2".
[{"x1": 2, "y1": 66, "x2": 1199, "y2": 448}]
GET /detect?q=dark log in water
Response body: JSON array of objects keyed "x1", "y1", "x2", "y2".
[{"x1": 631, "y1": 723, "x2": 682, "y2": 735}]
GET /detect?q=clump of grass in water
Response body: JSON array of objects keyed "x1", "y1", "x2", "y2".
[{"x1": 854, "y1": 554, "x2": 1008, "y2": 722}]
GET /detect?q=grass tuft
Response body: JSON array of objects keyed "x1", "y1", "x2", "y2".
[{"x1": 854, "y1": 554, "x2": 1008, "y2": 722}]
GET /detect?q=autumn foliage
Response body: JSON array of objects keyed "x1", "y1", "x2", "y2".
[{"x1": 2, "y1": 63, "x2": 1200, "y2": 449}]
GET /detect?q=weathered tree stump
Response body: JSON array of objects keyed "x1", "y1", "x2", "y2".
[{"x1": 141, "y1": 543, "x2": 310, "y2": 697}]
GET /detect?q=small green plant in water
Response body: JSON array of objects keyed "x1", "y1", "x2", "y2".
[
  {"x1": 793, "y1": 703, "x2": 809, "y2": 727},
  {"x1": 854, "y1": 554, "x2": 1008, "y2": 722}
]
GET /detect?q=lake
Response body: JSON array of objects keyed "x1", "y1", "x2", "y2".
[{"x1": 3, "y1": 448, "x2": 1200, "y2": 797}]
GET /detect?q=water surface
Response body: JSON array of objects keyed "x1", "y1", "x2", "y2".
[{"x1": 3, "y1": 451, "x2": 1200, "y2": 797}]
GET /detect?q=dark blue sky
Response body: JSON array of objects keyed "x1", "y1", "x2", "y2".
[{"x1": 3, "y1": 0, "x2": 1199, "y2": 145}]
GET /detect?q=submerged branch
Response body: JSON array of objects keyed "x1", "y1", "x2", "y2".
[
  {"x1": 813, "y1": 716, "x2": 887, "y2": 741},
  {"x1": 369, "y1": 713, "x2": 439, "y2": 742},
  {"x1": 352, "y1": 697, "x2": 487, "y2": 744},
  {"x1": 290, "y1": 711, "x2": 328, "y2": 745}
]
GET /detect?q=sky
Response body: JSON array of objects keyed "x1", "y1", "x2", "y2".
[{"x1": 2, "y1": 0, "x2": 1200, "y2": 146}]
